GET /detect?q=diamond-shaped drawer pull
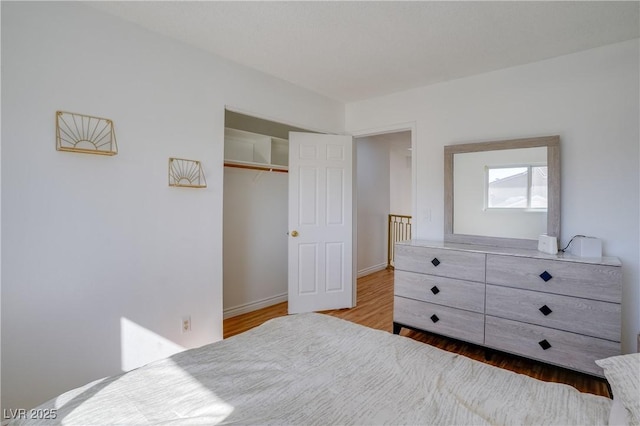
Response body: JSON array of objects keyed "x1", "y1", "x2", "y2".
[
  {"x1": 430, "y1": 314, "x2": 440, "y2": 323},
  {"x1": 538, "y1": 339, "x2": 552, "y2": 350},
  {"x1": 539, "y1": 305, "x2": 553, "y2": 316},
  {"x1": 539, "y1": 271, "x2": 553, "y2": 282},
  {"x1": 431, "y1": 258, "x2": 441, "y2": 267},
  {"x1": 430, "y1": 286, "x2": 440, "y2": 295}
]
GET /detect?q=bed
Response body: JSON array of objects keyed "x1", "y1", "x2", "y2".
[{"x1": 11, "y1": 313, "x2": 639, "y2": 425}]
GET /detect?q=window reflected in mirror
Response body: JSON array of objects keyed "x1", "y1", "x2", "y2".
[
  {"x1": 453, "y1": 146, "x2": 548, "y2": 240},
  {"x1": 487, "y1": 165, "x2": 548, "y2": 209}
]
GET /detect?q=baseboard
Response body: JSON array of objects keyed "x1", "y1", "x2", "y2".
[
  {"x1": 357, "y1": 262, "x2": 387, "y2": 278},
  {"x1": 223, "y1": 292, "x2": 288, "y2": 319}
]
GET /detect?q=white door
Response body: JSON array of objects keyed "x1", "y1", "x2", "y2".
[{"x1": 288, "y1": 132, "x2": 354, "y2": 314}]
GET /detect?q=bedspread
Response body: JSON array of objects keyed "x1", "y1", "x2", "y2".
[{"x1": 13, "y1": 313, "x2": 611, "y2": 425}]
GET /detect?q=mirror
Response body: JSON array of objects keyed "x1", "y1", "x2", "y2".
[{"x1": 444, "y1": 136, "x2": 560, "y2": 249}]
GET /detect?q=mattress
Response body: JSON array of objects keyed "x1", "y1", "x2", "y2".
[{"x1": 12, "y1": 313, "x2": 611, "y2": 425}]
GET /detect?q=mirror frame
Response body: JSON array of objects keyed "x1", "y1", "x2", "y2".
[{"x1": 444, "y1": 135, "x2": 560, "y2": 249}]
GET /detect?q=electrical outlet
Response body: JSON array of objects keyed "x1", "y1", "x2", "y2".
[{"x1": 181, "y1": 315, "x2": 191, "y2": 333}]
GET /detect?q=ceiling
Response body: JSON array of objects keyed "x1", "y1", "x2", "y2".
[{"x1": 88, "y1": 1, "x2": 639, "y2": 103}]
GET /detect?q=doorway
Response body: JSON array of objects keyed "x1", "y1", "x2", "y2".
[{"x1": 355, "y1": 130, "x2": 413, "y2": 276}]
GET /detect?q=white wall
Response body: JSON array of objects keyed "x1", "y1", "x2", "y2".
[
  {"x1": 223, "y1": 168, "x2": 288, "y2": 316},
  {"x1": 389, "y1": 134, "x2": 412, "y2": 216},
  {"x1": 346, "y1": 39, "x2": 640, "y2": 353},
  {"x1": 1, "y1": 2, "x2": 344, "y2": 410},
  {"x1": 356, "y1": 137, "x2": 390, "y2": 275}
]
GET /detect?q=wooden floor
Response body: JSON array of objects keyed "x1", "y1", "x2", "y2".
[{"x1": 224, "y1": 269, "x2": 610, "y2": 397}]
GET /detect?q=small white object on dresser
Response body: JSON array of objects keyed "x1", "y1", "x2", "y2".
[
  {"x1": 393, "y1": 240, "x2": 622, "y2": 377},
  {"x1": 569, "y1": 236, "x2": 603, "y2": 258}
]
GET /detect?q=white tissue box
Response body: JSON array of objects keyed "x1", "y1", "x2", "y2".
[{"x1": 570, "y1": 236, "x2": 602, "y2": 258}]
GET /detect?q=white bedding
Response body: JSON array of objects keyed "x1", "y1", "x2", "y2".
[{"x1": 14, "y1": 313, "x2": 611, "y2": 425}]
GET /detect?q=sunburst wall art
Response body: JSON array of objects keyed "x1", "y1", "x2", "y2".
[
  {"x1": 168, "y1": 158, "x2": 207, "y2": 188},
  {"x1": 56, "y1": 111, "x2": 118, "y2": 155}
]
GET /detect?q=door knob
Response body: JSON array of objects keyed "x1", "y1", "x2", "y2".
[{"x1": 291, "y1": 230, "x2": 299, "y2": 237}]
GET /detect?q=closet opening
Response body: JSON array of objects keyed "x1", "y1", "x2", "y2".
[{"x1": 222, "y1": 110, "x2": 314, "y2": 320}]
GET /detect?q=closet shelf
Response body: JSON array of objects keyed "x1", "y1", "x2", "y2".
[
  {"x1": 224, "y1": 127, "x2": 289, "y2": 173},
  {"x1": 224, "y1": 160, "x2": 288, "y2": 173}
]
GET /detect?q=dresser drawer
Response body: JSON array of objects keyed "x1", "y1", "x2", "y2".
[
  {"x1": 485, "y1": 316, "x2": 620, "y2": 376},
  {"x1": 486, "y1": 254, "x2": 622, "y2": 302},
  {"x1": 395, "y1": 270, "x2": 485, "y2": 313},
  {"x1": 486, "y1": 285, "x2": 620, "y2": 341},
  {"x1": 394, "y1": 296, "x2": 484, "y2": 345},
  {"x1": 395, "y1": 245, "x2": 485, "y2": 282}
]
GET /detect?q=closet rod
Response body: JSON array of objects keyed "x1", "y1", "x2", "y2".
[{"x1": 224, "y1": 162, "x2": 288, "y2": 173}]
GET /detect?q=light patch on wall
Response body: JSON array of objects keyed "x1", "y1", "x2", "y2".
[{"x1": 120, "y1": 317, "x2": 185, "y2": 372}]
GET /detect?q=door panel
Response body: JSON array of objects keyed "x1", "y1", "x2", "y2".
[
  {"x1": 288, "y1": 132, "x2": 353, "y2": 313},
  {"x1": 299, "y1": 167, "x2": 318, "y2": 225},
  {"x1": 298, "y1": 244, "x2": 318, "y2": 295},
  {"x1": 325, "y1": 242, "x2": 344, "y2": 292},
  {"x1": 326, "y1": 168, "x2": 344, "y2": 224}
]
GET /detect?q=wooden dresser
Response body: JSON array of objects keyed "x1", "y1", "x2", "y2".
[{"x1": 393, "y1": 240, "x2": 622, "y2": 377}]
